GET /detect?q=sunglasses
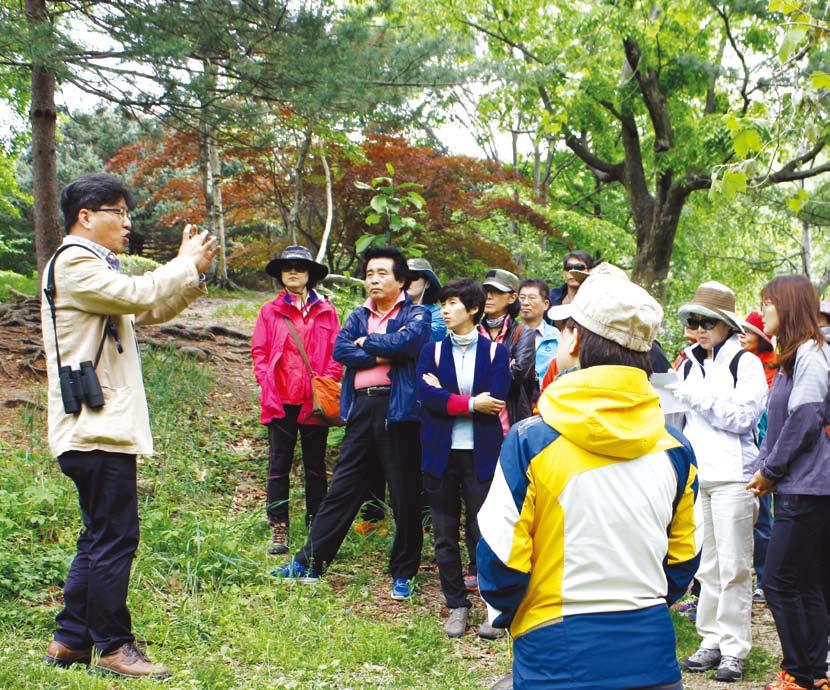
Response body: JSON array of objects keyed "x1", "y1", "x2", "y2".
[
  {"x1": 565, "y1": 263, "x2": 587, "y2": 272},
  {"x1": 683, "y1": 316, "x2": 720, "y2": 331},
  {"x1": 282, "y1": 261, "x2": 308, "y2": 273}
]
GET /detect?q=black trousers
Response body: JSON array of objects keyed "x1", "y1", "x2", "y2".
[
  {"x1": 296, "y1": 393, "x2": 423, "y2": 579},
  {"x1": 424, "y1": 450, "x2": 490, "y2": 609},
  {"x1": 266, "y1": 405, "x2": 328, "y2": 528},
  {"x1": 764, "y1": 493, "x2": 830, "y2": 688},
  {"x1": 55, "y1": 450, "x2": 139, "y2": 654}
]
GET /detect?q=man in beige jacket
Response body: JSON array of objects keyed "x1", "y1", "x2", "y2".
[{"x1": 41, "y1": 173, "x2": 217, "y2": 679}]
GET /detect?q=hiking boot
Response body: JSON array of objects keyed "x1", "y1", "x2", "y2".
[
  {"x1": 478, "y1": 621, "x2": 505, "y2": 640},
  {"x1": 715, "y1": 655, "x2": 744, "y2": 682},
  {"x1": 681, "y1": 646, "x2": 721, "y2": 672},
  {"x1": 94, "y1": 642, "x2": 170, "y2": 679},
  {"x1": 44, "y1": 640, "x2": 91, "y2": 668},
  {"x1": 443, "y1": 607, "x2": 468, "y2": 638},
  {"x1": 268, "y1": 522, "x2": 289, "y2": 555},
  {"x1": 765, "y1": 671, "x2": 805, "y2": 690},
  {"x1": 464, "y1": 574, "x2": 478, "y2": 592},
  {"x1": 753, "y1": 587, "x2": 766, "y2": 604},
  {"x1": 391, "y1": 578, "x2": 414, "y2": 600},
  {"x1": 270, "y1": 559, "x2": 319, "y2": 583}
]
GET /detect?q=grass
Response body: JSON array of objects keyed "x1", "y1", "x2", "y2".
[
  {"x1": 0, "y1": 348, "x2": 778, "y2": 689},
  {"x1": 0, "y1": 269, "x2": 37, "y2": 302}
]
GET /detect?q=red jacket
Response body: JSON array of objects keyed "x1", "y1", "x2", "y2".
[{"x1": 251, "y1": 290, "x2": 342, "y2": 425}]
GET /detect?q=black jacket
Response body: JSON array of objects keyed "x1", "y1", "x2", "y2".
[{"x1": 480, "y1": 315, "x2": 536, "y2": 425}]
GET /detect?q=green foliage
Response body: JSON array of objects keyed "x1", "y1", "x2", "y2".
[
  {"x1": 0, "y1": 269, "x2": 37, "y2": 302},
  {"x1": 355, "y1": 165, "x2": 428, "y2": 256},
  {"x1": 117, "y1": 253, "x2": 161, "y2": 276}
]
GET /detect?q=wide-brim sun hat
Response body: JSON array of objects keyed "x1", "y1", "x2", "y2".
[
  {"x1": 742, "y1": 311, "x2": 772, "y2": 346},
  {"x1": 677, "y1": 281, "x2": 744, "y2": 333},
  {"x1": 407, "y1": 258, "x2": 441, "y2": 303},
  {"x1": 266, "y1": 245, "x2": 328, "y2": 284},
  {"x1": 546, "y1": 263, "x2": 662, "y2": 352}
]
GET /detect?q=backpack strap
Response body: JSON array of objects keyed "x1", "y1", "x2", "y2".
[
  {"x1": 511, "y1": 322, "x2": 525, "y2": 346},
  {"x1": 729, "y1": 349, "x2": 747, "y2": 388},
  {"x1": 682, "y1": 358, "x2": 693, "y2": 381}
]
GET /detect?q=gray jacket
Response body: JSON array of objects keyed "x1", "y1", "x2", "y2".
[{"x1": 758, "y1": 341, "x2": 830, "y2": 495}]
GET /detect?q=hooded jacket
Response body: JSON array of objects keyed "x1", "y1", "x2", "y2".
[
  {"x1": 678, "y1": 334, "x2": 768, "y2": 482},
  {"x1": 477, "y1": 365, "x2": 701, "y2": 690},
  {"x1": 250, "y1": 290, "x2": 342, "y2": 426},
  {"x1": 758, "y1": 341, "x2": 830, "y2": 495}
]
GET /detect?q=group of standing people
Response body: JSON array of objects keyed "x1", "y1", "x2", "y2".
[{"x1": 37, "y1": 173, "x2": 828, "y2": 690}]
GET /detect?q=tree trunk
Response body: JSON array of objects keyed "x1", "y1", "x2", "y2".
[
  {"x1": 316, "y1": 145, "x2": 334, "y2": 264},
  {"x1": 27, "y1": 0, "x2": 61, "y2": 279},
  {"x1": 288, "y1": 126, "x2": 312, "y2": 245},
  {"x1": 631, "y1": 189, "x2": 685, "y2": 301},
  {"x1": 209, "y1": 140, "x2": 232, "y2": 287}
]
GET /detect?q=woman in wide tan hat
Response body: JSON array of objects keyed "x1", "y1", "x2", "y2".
[{"x1": 672, "y1": 280, "x2": 768, "y2": 682}]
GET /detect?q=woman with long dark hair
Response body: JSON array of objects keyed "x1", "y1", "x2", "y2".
[{"x1": 747, "y1": 276, "x2": 830, "y2": 690}]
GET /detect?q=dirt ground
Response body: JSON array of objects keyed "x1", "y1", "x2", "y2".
[{"x1": 0, "y1": 293, "x2": 789, "y2": 689}]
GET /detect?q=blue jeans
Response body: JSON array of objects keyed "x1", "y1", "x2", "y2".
[{"x1": 754, "y1": 493, "x2": 773, "y2": 588}]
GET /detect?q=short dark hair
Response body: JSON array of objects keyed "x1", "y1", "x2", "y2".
[
  {"x1": 565, "y1": 317, "x2": 653, "y2": 376},
  {"x1": 362, "y1": 246, "x2": 410, "y2": 291},
  {"x1": 60, "y1": 173, "x2": 136, "y2": 234},
  {"x1": 563, "y1": 251, "x2": 595, "y2": 271},
  {"x1": 519, "y1": 279, "x2": 550, "y2": 300},
  {"x1": 439, "y1": 279, "x2": 486, "y2": 324}
]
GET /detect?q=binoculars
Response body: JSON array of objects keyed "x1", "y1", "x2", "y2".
[{"x1": 59, "y1": 361, "x2": 105, "y2": 414}]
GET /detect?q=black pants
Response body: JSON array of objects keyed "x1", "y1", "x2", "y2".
[
  {"x1": 296, "y1": 393, "x2": 423, "y2": 579},
  {"x1": 424, "y1": 450, "x2": 490, "y2": 609},
  {"x1": 764, "y1": 493, "x2": 830, "y2": 688},
  {"x1": 266, "y1": 405, "x2": 328, "y2": 528},
  {"x1": 359, "y1": 455, "x2": 387, "y2": 522},
  {"x1": 55, "y1": 450, "x2": 138, "y2": 654}
]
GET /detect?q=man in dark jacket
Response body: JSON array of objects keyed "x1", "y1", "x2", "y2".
[{"x1": 274, "y1": 246, "x2": 431, "y2": 601}]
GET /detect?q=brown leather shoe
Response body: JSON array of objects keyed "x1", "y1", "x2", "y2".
[
  {"x1": 44, "y1": 639, "x2": 92, "y2": 667},
  {"x1": 94, "y1": 642, "x2": 170, "y2": 679}
]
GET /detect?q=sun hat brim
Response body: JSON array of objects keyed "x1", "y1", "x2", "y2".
[
  {"x1": 265, "y1": 257, "x2": 329, "y2": 283},
  {"x1": 678, "y1": 303, "x2": 744, "y2": 333}
]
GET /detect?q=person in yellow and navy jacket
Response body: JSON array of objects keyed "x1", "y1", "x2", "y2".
[{"x1": 477, "y1": 264, "x2": 703, "y2": 690}]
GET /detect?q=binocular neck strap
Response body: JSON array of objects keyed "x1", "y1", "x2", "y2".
[{"x1": 44, "y1": 244, "x2": 114, "y2": 371}]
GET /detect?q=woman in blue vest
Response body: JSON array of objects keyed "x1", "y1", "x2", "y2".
[{"x1": 416, "y1": 279, "x2": 510, "y2": 639}]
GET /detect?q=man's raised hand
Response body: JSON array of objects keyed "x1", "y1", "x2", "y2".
[{"x1": 178, "y1": 224, "x2": 218, "y2": 273}]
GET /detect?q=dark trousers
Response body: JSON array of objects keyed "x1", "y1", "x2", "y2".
[
  {"x1": 764, "y1": 494, "x2": 830, "y2": 688},
  {"x1": 55, "y1": 450, "x2": 139, "y2": 654},
  {"x1": 266, "y1": 405, "x2": 328, "y2": 528},
  {"x1": 359, "y1": 455, "x2": 387, "y2": 522},
  {"x1": 754, "y1": 493, "x2": 773, "y2": 588},
  {"x1": 424, "y1": 450, "x2": 490, "y2": 609},
  {"x1": 296, "y1": 393, "x2": 423, "y2": 579}
]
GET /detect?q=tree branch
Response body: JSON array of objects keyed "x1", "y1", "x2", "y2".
[
  {"x1": 622, "y1": 37, "x2": 673, "y2": 152},
  {"x1": 562, "y1": 133, "x2": 623, "y2": 181},
  {"x1": 708, "y1": 1, "x2": 751, "y2": 115}
]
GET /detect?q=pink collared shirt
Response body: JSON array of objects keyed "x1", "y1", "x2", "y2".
[{"x1": 354, "y1": 293, "x2": 404, "y2": 389}]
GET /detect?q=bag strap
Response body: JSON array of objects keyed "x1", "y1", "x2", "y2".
[
  {"x1": 511, "y1": 322, "x2": 524, "y2": 346},
  {"x1": 43, "y1": 244, "x2": 112, "y2": 371},
  {"x1": 729, "y1": 349, "x2": 747, "y2": 388},
  {"x1": 283, "y1": 317, "x2": 314, "y2": 377}
]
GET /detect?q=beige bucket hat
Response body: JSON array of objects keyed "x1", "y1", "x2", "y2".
[
  {"x1": 677, "y1": 281, "x2": 744, "y2": 333},
  {"x1": 546, "y1": 263, "x2": 662, "y2": 352}
]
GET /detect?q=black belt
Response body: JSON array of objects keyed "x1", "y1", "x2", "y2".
[{"x1": 355, "y1": 385, "x2": 391, "y2": 397}]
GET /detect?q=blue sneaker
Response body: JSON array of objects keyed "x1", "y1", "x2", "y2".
[
  {"x1": 271, "y1": 560, "x2": 319, "y2": 583},
  {"x1": 391, "y1": 577, "x2": 414, "y2": 600}
]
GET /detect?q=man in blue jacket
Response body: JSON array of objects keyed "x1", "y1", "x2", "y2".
[{"x1": 274, "y1": 246, "x2": 431, "y2": 600}]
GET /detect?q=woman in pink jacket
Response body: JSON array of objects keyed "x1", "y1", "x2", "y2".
[{"x1": 251, "y1": 246, "x2": 342, "y2": 555}]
